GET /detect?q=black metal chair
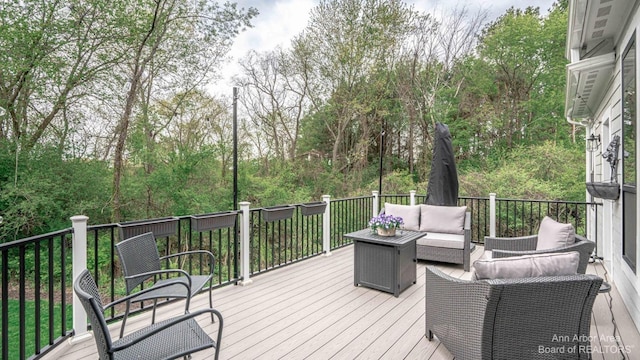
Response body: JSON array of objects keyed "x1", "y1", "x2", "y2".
[
  {"x1": 74, "y1": 269, "x2": 223, "y2": 360},
  {"x1": 115, "y1": 231, "x2": 215, "y2": 338}
]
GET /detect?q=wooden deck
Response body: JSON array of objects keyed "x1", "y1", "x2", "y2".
[{"x1": 48, "y1": 245, "x2": 640, "y2": 360}]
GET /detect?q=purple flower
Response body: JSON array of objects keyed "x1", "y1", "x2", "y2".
[{"x1": 369, "y1": 214, "x2": 403, "y2": 231}]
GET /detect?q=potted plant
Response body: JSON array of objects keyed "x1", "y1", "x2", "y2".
[{"x1": 368, "y1": 214, "x2": 403, "y2": 237}]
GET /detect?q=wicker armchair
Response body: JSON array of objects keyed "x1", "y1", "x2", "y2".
[
  {"x1": 484, "y1": 234, "x2": 595, "y2": 274},
  {"x1": 74, "y1": 269, "x2": 223, "y2": 360},
  {"x1": 425, "y1": 266, "x2": 602, "y2": 360}
]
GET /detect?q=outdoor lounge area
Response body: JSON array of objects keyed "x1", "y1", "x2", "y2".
[{"x1": 47, "y1": 244, "x2": 640, "y2": 360}]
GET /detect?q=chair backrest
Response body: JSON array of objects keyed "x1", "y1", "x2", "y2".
[
  {"x1": 483, "y1": 274, "x2": 602, "y2": 359},
  {"x1": 115, "y1": 232, "x2": 162, "y2": 293},
  {"x1": 74, "y1": 269, "x2": 113, "y2": 359}
]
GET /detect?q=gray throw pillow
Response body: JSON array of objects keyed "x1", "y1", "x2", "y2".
[
  {"x1": 385, "y1": 203, "x2": 421, "y2": 231},
  {"x1": 536, "y1": 216, "x2": 576, "y2": 250},
  {"x1": 419, "y1": 205, "x2": 467, "y2": 234},
  {"x1": 472, "y1": 251, "x2": 580, "y2": 280}
]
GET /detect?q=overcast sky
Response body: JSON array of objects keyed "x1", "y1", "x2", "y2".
[{"x1": 212, "y1": 0, "x2": 558, "y2": 96}]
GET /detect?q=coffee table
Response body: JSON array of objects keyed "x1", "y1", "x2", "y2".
[{"x1": 344, "y1": 229, "x2": 423, "y2": 297}]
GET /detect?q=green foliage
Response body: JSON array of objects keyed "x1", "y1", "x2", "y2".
[
  {"x1": 460, "y1": 142, "x2": 586, "y2": 200},
  {"x1": 0, "y1": 1, "x2": 590, "y2": 241},
  {"x1": 0, "y1": 141, "x2": 111, "y2": 242}
]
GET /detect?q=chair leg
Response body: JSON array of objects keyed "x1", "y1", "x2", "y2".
[
  {"x1": 209, "y1": 284, "x2": 214, "y2": 323},
  {"x1": 151, "y1": 299, "x2": 158, "y2": 324},
  {"x1": 120, "y1": 300, "x2": 131, "y2": 339}
]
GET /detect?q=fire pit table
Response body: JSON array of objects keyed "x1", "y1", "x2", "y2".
[{"x1": 344, "y1": 229, "x2": 423, "y2": 297}]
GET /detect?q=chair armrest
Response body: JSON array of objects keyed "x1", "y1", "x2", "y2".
[
  {"x1": 426, "y1": 266, "x2": 490, "y2": 359},
  {"x1": 484, "y1": 235, "x2": 538, "y2": 251},
  {"x1": 161, "y1": 250, "x2": 216, "y2": 270},
  {"x1": 111, "y1": 308, "x2": 224, "y2": 352},
  {"x1": 104, "y1": 278, "x2": 192, "y2": 310},
  {"x1": 463, "y1": 212, "x2": 471, "y2": 248}
]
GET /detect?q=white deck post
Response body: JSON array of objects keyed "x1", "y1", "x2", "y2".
[
  {"x1": 410, "y1": 190, "x2": 416, "y2": 205},
  {"x1": 372, "y1": 191, "x2": 379, "y2": 217},
  {"x1": 489, "y1": 193, "x2": 497, "y2": 237},
  {"x1": 70, "y1": 215, "x2": 92, "y2": 344},
  {"x1": 322, "y1": 195, "x2": 332, "y2": 256},
  {"x1": 239, "y1": 202, "x2": 253, "y2": 286}
]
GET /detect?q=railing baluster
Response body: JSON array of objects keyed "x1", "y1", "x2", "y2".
[
  {"x1": 2, "y1": 250, "x2": 8, "y2": 360},
  {"x1": 19, "y1": 245, "x2": 25, "y2": 360},
  {"x1": 34, "y1": 242, "x2": 41, "y2": 356},
  {"x1": 48, "y1": 237, "x2": 54, "y2": 346}
]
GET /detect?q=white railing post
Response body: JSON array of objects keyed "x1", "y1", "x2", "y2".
[
  {"x1": 372, "y1": 191, "x2": 379, "y2": 217},
  {"x1": 489, "y1": 193, "x2": 497, "y2": 237},
  {"x1": 70, "y1": 215, "x2": 92, "y2": 343},
  {"x1": 238, "y1": 202, "x2": 253, "y2": 286},
  {"x1": 410, "y1": 190, "x2": 416, "y2": 205},
  {"x1": 322, "y1": 195, "x2": 332, "y2": 256}
]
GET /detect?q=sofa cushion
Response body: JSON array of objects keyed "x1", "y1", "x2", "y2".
[
  {"x1": 472, "y1": 251, "x2": 580, "y2": 280},
  {"x1": 385, "y1": 203, "x2": 421, "y2": 231},
  {"x1": 417, "y1": 233, "x2": 465, "y2": 249},
  {"x1": 419, "y1": 205, "x2": 467, "y2": 234},
  {"x1": 536, "y1": 216, "x2": 576, "y2": 250}
]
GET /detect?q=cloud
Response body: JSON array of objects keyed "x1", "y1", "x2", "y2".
[
  {"x1": 212, "y1": 0, "x2": 315, "y2": 95},
  {"x1": 211, "y1": 0, "x2": 556, "y2": 96}
]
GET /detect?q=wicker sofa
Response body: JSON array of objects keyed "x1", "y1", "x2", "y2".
[
  {"x1": 425, "y1": 265, "x2": 602, "y2": 360},
  {"x1": 384, "y1": 203, "x2": 472, "y2": 271}
]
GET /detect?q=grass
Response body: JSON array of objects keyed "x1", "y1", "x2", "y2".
[{"x1": 1, "y1": 299, "x2": 72, "y2": 360}]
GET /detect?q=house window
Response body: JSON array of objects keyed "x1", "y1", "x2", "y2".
[{"x1": 622, "y1": 34, "x2": 636, "y2": 272}]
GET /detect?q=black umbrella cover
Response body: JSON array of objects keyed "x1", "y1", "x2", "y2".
[{"x1": 425, "y1": 122, "x2": 459, "y2": 206}]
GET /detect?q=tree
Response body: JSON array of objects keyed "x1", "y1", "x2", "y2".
[
  {"x1": 0, "y1": 0, "x2": 131, "y2": 150},
  {"x1": 110, "y1": 0, "x2": 257, "y2": 221},
  {"x1": 394, "y1": 4, "x2": 487, "y2": 176},
  {"x1": 478, "y1": 6, "x2": 553, "y2": 148},
  {"x1": 294, "y1": 0, "x2": 414, "y2": 172},
  {"x1": 236, "y1": 47, "x2": 310, "y2": 163}
]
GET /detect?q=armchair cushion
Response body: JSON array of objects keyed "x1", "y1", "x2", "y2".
[
  {"x1": 419, "y1": 205, "x2": 467, "y2": 234},
  {"x1": 537, "y1": 216, "x2": 576, "y2": 250},
  {"x1": 384, "y1": 203, "x2": 421, "y2": 231},
  {"x1": 472, "y1": 251, "x2": 580, "y2": 280}
]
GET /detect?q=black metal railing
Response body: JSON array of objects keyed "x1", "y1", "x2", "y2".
[
  {"x1": 0, "y1": 229, "x2": 74, "y2": 360},
  {"x1": 330, "y1": 196, "x2": 373, "y2": 249},
  {"x1": 248, "y1": 204, "x2": 326, "y2": 275},
  {"x1": 384, "y1": 194, "x2": 600, "y2": 244},
  {"x1": 0, "y1": 194, "x2": 599, "y2": 359}
]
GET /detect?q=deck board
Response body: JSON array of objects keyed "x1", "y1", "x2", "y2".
[{"x1": 47, "y1": 245, "x2": 640, "y2": 360}]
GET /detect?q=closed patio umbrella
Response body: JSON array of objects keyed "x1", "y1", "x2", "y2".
[{"x1": 425, "y1": 122, "x2": 458, "y2": 206}]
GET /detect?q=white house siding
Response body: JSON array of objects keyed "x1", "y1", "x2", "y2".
[{"x1": 584, "y1": 10, "x2": 640, "y2": 334}]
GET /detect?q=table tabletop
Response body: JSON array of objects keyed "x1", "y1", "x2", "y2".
[{"x1": 343, "y1": 229, "x2": 424, "y2": 246}]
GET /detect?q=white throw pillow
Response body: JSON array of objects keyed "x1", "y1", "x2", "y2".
[
  {"x1": 419, "y1": 205, "x2": 467, "y2": 234},
  {"x1": 536, "y1": 216, "x2": 576, "y2": 250},
  {"x1": 472, "y1": 251, "x2": 580, "y2": 280},
  {"x1": 384, "y1": 203, "x2": 421, "y2": 231}
]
